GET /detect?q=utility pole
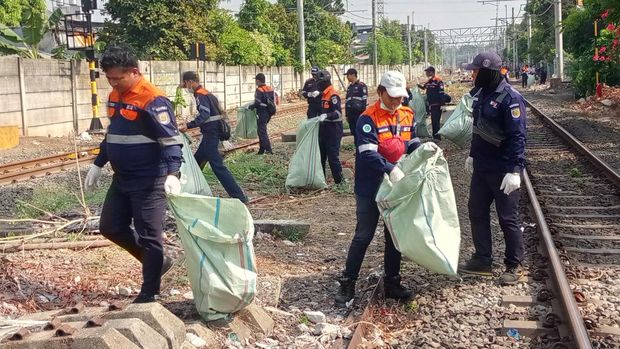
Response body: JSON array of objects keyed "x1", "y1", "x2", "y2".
[
  {"x1": 407, "y1": 15, "x2": 412, "y2": 80},
  {"x1": 512, "y1": 7, "x2": 516, "y2": 73},
  {"x1": 505, "y1": 5, "x2": 508, "y2": 57},
  {"x1": 297, "y1": 0, "x2": 306, "y2": 88},
  {"x1": 554, "y1": 0, "x2": 564, "y2": 80},
  {"x1": 527, "y1": 11, "x2": 531, "y2": 64},
  {"x1": 372, "y1": 0, "x2": 378, "y2": 85},
  {"x1": 423, "y1": 27, "x2": 429, "y2": 67}
]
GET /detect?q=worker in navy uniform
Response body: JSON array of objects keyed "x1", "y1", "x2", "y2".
[
  {"x1": 178, "y1": 71, "x2": 248, "y2": 203},
  {"x1": 248, "y1": 73, "x2": 276, "y2": 155},
  {"x1": 344, "y1": 68, "x2": 367, "y2": 144},
  {"x1": 314, "y1": 70, "x2": 344, "y2": 184},
  {"x1": 302, "y1": 66, "x2": 322, "y2": 119},
  {"x1": 417, "y1": 66, "x2": 449, "y2": 140},
  {"x1": 335, "y1": 71, "x2": 425, "y2": 307},
  {"x1": 84, "y1": 45, "x2": 181, "y2": 303},
  {"x1": 459, "y1": 52, "x2": 527, "y2": 285}
]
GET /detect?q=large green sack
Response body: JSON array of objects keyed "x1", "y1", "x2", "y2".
[
  {"x1": 167, "y1": 135, "x2": 256, "y2": 322},
  {"x1": 437, "y1": 93, "x2": 474, "y2": 149},
  {"x1": 179, "y1": 134, "x2": 212, "y2": 196},
  {"x1": 375, "y1": 143, "x2": 461, "y2": 275},
  {"x1": 235, "y1": 107, "x2": 258, "y2": 139},
  {"x1": 285, "y1": 118, "x2": 327, "y2": 190},
  {"x1": 527, "y1": 74, "x2": 536, "y2": 87},
  {"x1": 409, "y1": 88, "x2": 430, "y2": 138}
]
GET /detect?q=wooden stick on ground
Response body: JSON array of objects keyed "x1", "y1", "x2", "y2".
[
  {"x1": 15, "y1": 199, "x2": 68, "y2": 222},
  {"x1": 1, "y1": 239, "x2": 112, "y2": 253}
]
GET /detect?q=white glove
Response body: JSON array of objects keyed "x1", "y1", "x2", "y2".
[
  {"x1": 389, "y1": 166, "x2": 405, "y2": 183},
  {"x1": 310, "y1": 90, "x2": 321, "y2": 98},
  {"x1": 424, "y1": 141, "x2": 440, "y2": 151},
  {"x1": 465, "y1": 156, "x2": 474, "y2": 174},
  {"x1": 222, "y1": 140, "x2": 234, "y2": 151},
  {"x1": 500, "y1": 172, "x2": 521, "y2": 195},
  {"x1": 318, "y1": 114, "x2": 328, "y2": 122},
  {"x1": 84, "y1": 164, "x2": 103, "y2": 193},
  {"x1": 164, "y1": 175, "x2": 182, "y2": 195}
]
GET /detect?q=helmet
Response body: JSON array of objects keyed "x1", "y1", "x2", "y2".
[{"x1": 316, "y1": 70, "x2": 331, "y2": 83}]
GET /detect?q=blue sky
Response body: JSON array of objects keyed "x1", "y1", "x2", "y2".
[{"x1": 219, "y1": 0, "x2": 528, "y2": 30}]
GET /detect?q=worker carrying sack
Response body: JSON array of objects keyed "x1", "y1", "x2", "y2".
[
  {"x1": 167, "y1": 134, "x2": 256, "y2": 321},
  {"x1": 375, "y1": 142, "x2": 461, "y2": 275},
  {"x1": 235, "y1": 107, "x2": 258, "y2": 139},
  {"x1": 437, "y1": 93, "x2": 474, "y2": 149},
  {"x1": 408, "y1": 87, "x2": 431, "y2": 138},
  {"x1": 285, "y1": 117, "x2": 327, "y2": 191}
]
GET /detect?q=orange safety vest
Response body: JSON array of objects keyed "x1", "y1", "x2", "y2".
[
  {"x1": 365, "y1": 101, "x2": 414, "y2": 143},
  {"x1": 107, "y1": 77, "x2": 166, "y2": 121}
]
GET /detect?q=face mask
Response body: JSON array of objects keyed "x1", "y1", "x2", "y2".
[{"x1": 380, "y1": 100, "x2": 401, "y2": 113}]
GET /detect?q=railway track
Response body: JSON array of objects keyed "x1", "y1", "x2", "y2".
[
  {"x1": 0, "y1": 103, "x2": 308, "y2": 186},
  {"x1": 346, "y1": 99, "x2": 620, "y2": 348},
  {"x1": 520, "y1": 99, "x2": 620, "y2": 348}
]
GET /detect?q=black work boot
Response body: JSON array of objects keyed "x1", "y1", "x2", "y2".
[
  {"x1": 335, "y1": 277, "x2": 356, "y2": 307},
  {"x1": 459, "y1": 258, "x2": 493, "y2": 276},
  {"x1": 384, "y1": 275, "x2": 413, "y2": 301}
]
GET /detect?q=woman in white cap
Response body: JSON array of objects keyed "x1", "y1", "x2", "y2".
[{"x1": 335, "y1": 71, "x2": 422, "y2": 307}]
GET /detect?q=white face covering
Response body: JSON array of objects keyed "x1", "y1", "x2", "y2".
[{"x1": 380, "y1": 100, "x2": 402, "y2": 113}]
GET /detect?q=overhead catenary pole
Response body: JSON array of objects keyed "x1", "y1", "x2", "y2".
[
  {"x1": 372, "y1": 0, "x2": 378, "y2": 85},
  {"x1": 423, "y1": 27, "x2": 429, "y2": 67},
  {"x1": 407, "y1": 15, "x2": 412, "y2": 80},
  {"x1": 527, "y1": 9, "x2": 532, "y2": 64},
  {"x1": 297, "y1": 0, "x2": 306, "y2": 87},
  {"x1": 554, "y1": 0, "x2": 564, "y2": 80}
]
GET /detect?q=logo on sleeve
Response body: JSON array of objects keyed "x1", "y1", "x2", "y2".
[
  {"x1": 510, "y1": 107, "x2": 521, "y2": 119},
  {"x1": 362, "y1": 124, "x2": 372, "y2": 133},
  {"x1": 158, "y1": 111, "x2": 171, "y2": 124},
  {"x1": 331, "y1": 96, "x2": 338, "y2": 104}
]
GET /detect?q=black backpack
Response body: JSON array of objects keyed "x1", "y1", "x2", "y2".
[
  {"x1": 266, "y1": 97, "x2": 277, "y2": 116},
  {"x1": 206, "y1": 93, "x2": 231, "y2": 141}
]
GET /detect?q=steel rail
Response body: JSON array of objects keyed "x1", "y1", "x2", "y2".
[
  {"x1": 525, "y1": 99, "x2": 620, "y2": 188},
  {"x1": 522, "y1": 170, "x2": 593, "y2": 348}
]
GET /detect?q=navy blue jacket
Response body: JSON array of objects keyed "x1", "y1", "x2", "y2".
[
  {"x1": 302, "y1": 78, "x2": 321, "y2": 109},
  {"x1": 249, "y1": 83, "x2": 275, "y2": 117},
  {"x1": 470, "y1": 80, "x2": 527, "y2": 174},
  {"x1": 420, "y1": 76, "x2": 447, "y2": 107},
  {"x1": 187, "y1": 86, "x2": 222, "y2": 134},
  {"x1": 345, "y1": 80, "x2": 368, "y2": 118},
  {"x1": 95, "y1": 77, "x2": 182, "y2": 177}
]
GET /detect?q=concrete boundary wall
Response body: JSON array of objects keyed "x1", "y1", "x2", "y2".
[{"x1": 0, "y1": 57, "x2": 426, "y2": 137}]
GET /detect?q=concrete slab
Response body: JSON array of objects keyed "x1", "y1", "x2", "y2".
[
  {"x1": 185, "y1": 323, "x2": 219, "y2": 348},
  {"x1": 102, "y1": 303, "x2": 185, "y2": 349},
  {"x1": 502, "y1": 320, "x2": 556, "y2": 336},
  {"x1": 501, "y1": 295, "x2": 542, "y2": 307},
  {"x1": 237, "y1": 303, "x2": 274, "y2": 335},
  {"x1": 106, "y1": 318, "x2": 167, "y2": 349},
  {"x1": 0, "y1": 326, "x2": 139, "y2": 349},
  {"x1": 227, "y1": 317, "x2": 251, "y2": 344},
  {"x1": 254, "y1": 220, "x2": 310, "y2": 240}
]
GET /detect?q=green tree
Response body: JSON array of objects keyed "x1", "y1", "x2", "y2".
[
  {"x1": 0, "y1": 5, "x2": 62, "y2": 58},
  {"x1": 100, "y1": 0, "x2": 218, "y2": 60},
  {"x1": 0, "y1": 0, "x2": 45, "y2": 26}
]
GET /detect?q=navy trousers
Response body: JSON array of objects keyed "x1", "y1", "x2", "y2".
[
  {"x1": 195, "y1": 130, "x2": 247, "y2": 203},
  {"x1": 99, "y1": 175, "x2": 167, "y2": 295},
  {"x1": 318, "y1": 122, "x2": 343, "y2": 184},
  {"x1": 256, "y1": 111, "x2": 272, "y2": 153},
  {"x1": 344, "y1": 195, "x2": 402, "y2": 280},
  {"x1": 346, "y1": 111, "x2": 361, "y2": 147},
  {"x1": 307, "y1": 104, "x2": 321, "y2": 119},
  {"x1": 468, "y1": 170, "x2": 523, "y2": 267},
  {"x1": 430, "y1": 105, "x2": 442, "y2": 140}
]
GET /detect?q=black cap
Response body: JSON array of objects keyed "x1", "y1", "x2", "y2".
[
  {"x1": 255, "y1": 73, "x2": 265, "y2": 82},
  {"x1": 311, "y1": 66, "x2": 319, "y2": 74},
  {"x1": 465, "y1": 52, "x2": 502, "y2": 71},
  {"x1": 345, "y1": 68, "x2": 358, "y2": 76},
  {"x1": 424, "y1": 66, "x2": 436, "y2": 73},
  {"x1": 182, "y1": 71, "x2": 199, "y2": 83}
]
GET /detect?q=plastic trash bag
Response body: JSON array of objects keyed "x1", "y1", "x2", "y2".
[
  {"x1": 167, "y1": 135, "x2": 256, "y2": 321},
  {"x1": 527, "y1": 74, "x2": 536, "y2": 87},
  {"x1": 437, "y1": 93, "x2": 474, "y2": 149},
  {"x1": 408, "y1": 88, "x2": 431, "y2": 138},
  {"x1": 235, "y1": 107, "x2": 258, "y2": 139},
  {"x1": 375, "y1": 143, "x2": 461, "y2": 275},
  {"x1": 178, "y1": 134, "x2": 212, "y2": 196},
  {"x1": 285, "y1": 118, "x2": 327, "y2": 190}
]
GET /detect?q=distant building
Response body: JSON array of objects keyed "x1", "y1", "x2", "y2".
[{"x1": 350, "y1": 24, "x2": 372, "y2": 63}]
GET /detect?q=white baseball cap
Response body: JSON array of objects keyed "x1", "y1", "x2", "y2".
[{"x1": 380, "y1": 71, "x2": 408, "y2": 98}]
